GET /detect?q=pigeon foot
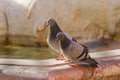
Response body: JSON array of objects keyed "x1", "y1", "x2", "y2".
[
  {"x1": 65, "y1": 59, "x2": 70, "y2": 63},
  {"x1": 69, "y1": 63, "x2": 79, "y2": 67},
  {"x1": 55, "y1": 55, "x2": 65, "y2": 60}
]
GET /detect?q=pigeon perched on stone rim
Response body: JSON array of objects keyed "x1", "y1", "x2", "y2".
[
  {"x1": 56, "y1": 32, "x2": 98, "y2": 67},
  {"x1": 46, "y1": 19, "x2": 77, "y2": 60}
]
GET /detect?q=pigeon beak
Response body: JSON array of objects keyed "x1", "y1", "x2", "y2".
[
  {"x1": 45, "y1": 22, "x2": 49, "y2": 27},
  {"x1": 56, "y1": 38, "x2": 59, "y2": 41}
]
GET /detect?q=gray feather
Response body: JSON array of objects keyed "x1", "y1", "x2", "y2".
[
  {"x1": 47, "y1": 19, "x2": 77, "y2": 54},
  {"x1": 57, "y1": 32, "x2": 98, "y2": 67},
  {"x1": 82, "y1": 57, "x2": 98, "y2": 67}
]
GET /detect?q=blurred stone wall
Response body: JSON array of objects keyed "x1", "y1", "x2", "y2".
[{"x1": 0, "y1": 0, "x2": 120, "y2": 46}]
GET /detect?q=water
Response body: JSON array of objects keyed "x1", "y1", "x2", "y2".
[{"x1": 0, "y1": 45, "x2": 58, "y2": 60}]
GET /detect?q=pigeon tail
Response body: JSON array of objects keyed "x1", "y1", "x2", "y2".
[{"x1": 82, "y1": 57, "x2": 98, "y2": 67}]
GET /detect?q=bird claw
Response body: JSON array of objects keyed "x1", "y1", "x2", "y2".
[
  {"x1": 69, "y1": 63, "x2": 79, "y2": 67},
  {"x1": 55, "y1": 55, "x2": 65, "y2": 60}
]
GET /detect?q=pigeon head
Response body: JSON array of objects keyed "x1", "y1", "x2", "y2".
[
  {"x1": 46, "y1": 19, "x2": 57, "y2": 27},
  {"x1": 46, "y1": 19, "x2": 62, "y2": 38},
  {"x1": 56, "y1": 32, "x2": 71, "y2": 49},
  {"x1": 56, "y1": 32, "x2": 65, "y2": 41}
]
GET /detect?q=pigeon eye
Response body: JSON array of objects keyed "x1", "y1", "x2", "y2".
[{"x1": 58, "y1": 35, "x2": 62, "y2": 39}]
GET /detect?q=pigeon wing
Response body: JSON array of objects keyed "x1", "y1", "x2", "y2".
[
  {"x1": 66, "y1": 42, "x2": 85, "y2": 60},
  {"x1": 64, "y1": 33, "x2": 77, "y2": 42}
]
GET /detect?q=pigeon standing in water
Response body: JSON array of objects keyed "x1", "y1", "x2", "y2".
[
  {"x1": 46, "y1": 19, "x2": 77, "y2": 60},
  {"x1": 56, "y1": 32, "x2": 98, "y2": 67}
]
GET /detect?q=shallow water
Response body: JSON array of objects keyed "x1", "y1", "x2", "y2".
[{"x1": 0, "y1": 45, "x2": 58, "y2": 60}]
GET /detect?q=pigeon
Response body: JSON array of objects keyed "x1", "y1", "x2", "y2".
[
  {"x1": 56, "y1": 32, "x2": 98, "y2": 67},
  {"x1": 46, "y1": 19, "x2": 77, "y2": 60}
]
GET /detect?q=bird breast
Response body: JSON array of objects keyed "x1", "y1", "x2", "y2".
[{"x1": 47, "y1": 35, "x2": 59, "y2": 53}]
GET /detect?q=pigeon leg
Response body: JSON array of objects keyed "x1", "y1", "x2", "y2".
[
  {"x1": 65, "y1": 59, "x2": 70, "y2": 63},
  {"x1": 56, "y1": 55, "x2": 65, "y2": 60},
  {"x1": 69, "y1": 63, "x2": 79, "y2": 67}
]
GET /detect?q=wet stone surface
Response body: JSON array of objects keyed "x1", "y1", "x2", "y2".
[{"x1": 0, "y1": 47, "x2": 119, "y2": 80}]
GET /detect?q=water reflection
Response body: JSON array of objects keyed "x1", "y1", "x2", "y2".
[{"x1": 0, "y1": 46, "x2": 58, "y2": 60}]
